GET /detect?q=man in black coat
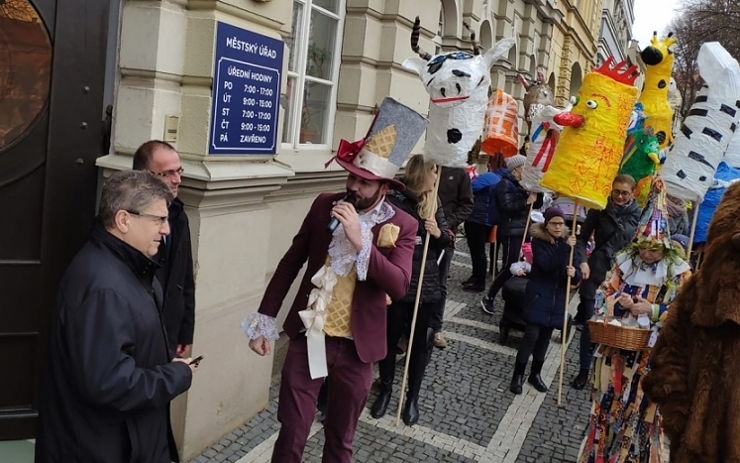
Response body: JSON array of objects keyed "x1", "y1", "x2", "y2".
[
  {"x1": 134, "y1": 140, "x2": 195, "y2": 357},
  {"x1": 35, "y1": 170, "x2": 196, "y2": 462},
  {"x1": 571, "y1": 174, "x2": 640, "y2": 389}
]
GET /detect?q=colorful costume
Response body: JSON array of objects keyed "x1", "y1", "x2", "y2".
[{"x1": 579, "y1": 178, "x2": 691, "y2": 463}]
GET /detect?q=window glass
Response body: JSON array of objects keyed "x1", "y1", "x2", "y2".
[
  {"x1": 301, "y1": 81, "x2": 331, "y2": 144},
  {"x1": 306, "y1": 10, "x2": 336, "y2": 80},
  {"x1": 0, "y1": 0, "x2": 51, "y2": 150},
  {"x1": 313, "y1": 0, "x2": 339, "y2": 15}
]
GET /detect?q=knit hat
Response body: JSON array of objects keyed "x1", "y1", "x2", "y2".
[
  {"x1": 505, "y1": 154, "x2": 526, "y2": 171},
  {"x1": 543, "y1": 206, "x2": 565, "y2": 225},
  {"x1": 671, "y1": 234, "x2": 689, "y2": 251},
  {"x1": 329, "y1": 97, "x2": 428, "y2": 190}
]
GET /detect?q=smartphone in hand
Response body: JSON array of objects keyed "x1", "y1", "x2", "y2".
[{"x1": 189, "y1": 355, "x2": 204, "y2": 366}]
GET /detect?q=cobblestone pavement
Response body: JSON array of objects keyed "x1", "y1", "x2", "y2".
[{"x1": 190, "y1": 239, "x2": 593, "y2": 463}]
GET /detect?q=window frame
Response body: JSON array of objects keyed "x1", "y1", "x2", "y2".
[{"x1": 281, "y1": 0, "x2": 346, "y2": 150}]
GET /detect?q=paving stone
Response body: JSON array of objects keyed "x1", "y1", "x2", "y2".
[{"x1": 188, "y1": 239, "x2": 594, "y2": 463}]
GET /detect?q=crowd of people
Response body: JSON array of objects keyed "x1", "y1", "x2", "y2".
[{"x1": 32, "y1": 103, "x2": 737, "y2": 463}]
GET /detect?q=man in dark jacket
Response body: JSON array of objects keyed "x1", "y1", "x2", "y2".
[
  {"x1": 134, "y1": 140, "x2": 195, "y2": 357},
  {"x1": 571, "y1": 174, "x2": 640, "y2": 389},
  {"x1": 35, "y1": 170, "x2": 196, "y2": 463},
  {"x1": 433, "y1": 166, "x2": 473, "y2": 347}
]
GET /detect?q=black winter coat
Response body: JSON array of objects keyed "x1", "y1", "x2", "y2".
[
  {"x1": 155, "y1": 198, "x2": 195, "y2": 349},
  {"x1": 575, "y1": 198, "x2": 640, "y2": 271},
  {"x1": 496, "y1": 172, "x2": 543, "y2": 237},
  {"x1": 35, "y1": 226, "x2": 192, "y2": 463},
  {"x1": 523, "y1": 224, "x2": 582, "y2": 329},
  {"x1": 437, "y1": 166, "x2": 473, "y2": 231},
  {"x1": 387, "y1": 188, "x2": 450, "y2": 303}
]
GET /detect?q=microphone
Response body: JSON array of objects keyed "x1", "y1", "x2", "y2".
[{"x1": 328, "y1": 193, "x2": 357, "y2": 233}]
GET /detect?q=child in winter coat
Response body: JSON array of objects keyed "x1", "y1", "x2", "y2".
[{"x1": 510, "y1": 207, "x2": 580, "y2": 394}]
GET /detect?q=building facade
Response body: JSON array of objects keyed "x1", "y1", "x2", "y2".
[
  {"x1": 1, "y1": 0, "x2": 626, "y2": 457},
  {"x1": 597, "y1": 0, "x2": 635, "y2": 64}
]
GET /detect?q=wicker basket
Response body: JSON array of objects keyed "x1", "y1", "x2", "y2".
[{"x1": 587, "y1": 296, "x2": 650, "y2": 351}]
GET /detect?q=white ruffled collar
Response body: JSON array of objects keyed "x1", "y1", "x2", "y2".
[{"x1": 327, "y1": 198, "x2": 394, "y2": 278}]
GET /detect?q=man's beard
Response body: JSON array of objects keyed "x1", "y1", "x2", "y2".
[{"x1": 352, "y1": 185, "x2": 384, "y2": 211}]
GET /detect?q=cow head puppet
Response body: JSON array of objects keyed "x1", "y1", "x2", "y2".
[{"x1": 403, "y1": 17, "x2": 515, "y2": 167}]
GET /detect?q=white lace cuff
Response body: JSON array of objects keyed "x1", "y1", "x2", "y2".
[
  {"x1": 241, "y1": 312, "x2": 280, "y2": 341},
  {"x1": 356, "y1": 223, "x2": 372, "y2": 281}
]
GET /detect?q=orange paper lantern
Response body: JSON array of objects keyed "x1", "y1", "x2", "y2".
[{"x1": 481, "y1": 89, "x2": 519, "y2": 156}]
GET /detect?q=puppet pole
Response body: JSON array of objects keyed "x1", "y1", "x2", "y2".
[
  {"x1": 519, "y1": 201, "x2": 535, "y2": 254},
  {"x1": 489, "y1": 228, "x2": 498, "y2": 275},
  {"x1": 557, "y1": 202, "x2": 579, "y2": 406},
  {"x1": 396, "y1": 171, "x2": 442, "y2": 426},
  {"x1": 687, "y1": 201, "x2": 700, "y2": 259}
]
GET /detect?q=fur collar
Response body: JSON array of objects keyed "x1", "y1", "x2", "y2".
[{"x1": 529, "y1": 222, "x2": 570, "y2": 244}]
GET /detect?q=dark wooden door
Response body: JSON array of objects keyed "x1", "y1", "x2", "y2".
[{"x1": 0, "y1": 0, "x2": 110, "y2": 439}]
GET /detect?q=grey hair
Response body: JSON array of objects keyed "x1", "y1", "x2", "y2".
[{"x1": 99, "y1": 170, "x2": 173, "y2": 228}]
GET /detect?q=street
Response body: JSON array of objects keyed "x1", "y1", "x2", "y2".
[{"x1": 191, "y1": 240, "x2": 593, "y2": 463}]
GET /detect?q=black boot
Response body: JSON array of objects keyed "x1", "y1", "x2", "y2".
[
  {"x1": 402, "y1": 328, "x2": 433, "y2": 426},
  {"x1": 402, "y1": 392, "x2": 419, "y2": 426},
  {"x1": 370, "y1": 380, "x2": 393, "y2": 418},
  {"x1": 509, "y1": 361, "x2": 526, "y2": 394},
  {"x1": 528, "y1": 359, "x2": 548, "y2": 393},
  {"x1": 571, "y1": 369, "x2": 590, "y2": 390}
]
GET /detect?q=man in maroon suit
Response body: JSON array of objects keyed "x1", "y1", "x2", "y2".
[{"x1": 243, "y1": 98, "x2": 428, "y2": 463}]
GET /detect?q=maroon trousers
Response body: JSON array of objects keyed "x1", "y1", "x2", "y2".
[{"x1": 271, "y1": 336, "x2": 373, "y2": 463}]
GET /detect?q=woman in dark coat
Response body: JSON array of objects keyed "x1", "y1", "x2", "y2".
[
  {"x1": 371, "y1": 154, "x2": 449, "y2": 425},
  {"x1": 481, "y1": 154, "x2": 543, "y2": 313},
  {"x1": 510, "y1": 207, "x2": 580, "y2": 394}
]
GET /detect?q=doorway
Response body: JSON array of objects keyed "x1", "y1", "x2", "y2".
[{"x1": 0, "y1": 0, "x2": 111, "y2": 439}]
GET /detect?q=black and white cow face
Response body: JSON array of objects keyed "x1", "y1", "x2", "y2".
[{"x1": 402, "y1": 39, "x2": 515, "y2": 167}]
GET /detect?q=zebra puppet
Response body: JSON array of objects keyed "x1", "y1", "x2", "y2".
[
  {"x1": 402, "y1": 17, "x2": 515, "y2": 168},
  {"x1": 662, "y1": 41, "x2": 740, "y2": 203}
]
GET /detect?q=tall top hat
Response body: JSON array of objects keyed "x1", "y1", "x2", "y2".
[{"x1": 329, "y1": 97, "x2": 428, "y2": 190}]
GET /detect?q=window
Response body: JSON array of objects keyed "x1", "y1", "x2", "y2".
[
  {"x1": 0, "y1": 0, "x2": 51, "y2": 150},
  {"x1": 281, "y1": 0, "x2": 344, "y2": 147}
]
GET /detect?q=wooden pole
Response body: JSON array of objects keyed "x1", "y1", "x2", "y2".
[
  {"x1": 490, "y1": 235, "x2": 498, "y2": 276},
  {"x1": 395, "y1": 170, "x2": 441, "y2": 426},
  {"x1": 557, "y1": 203, "x2": 579, "y2": 407},
  {"x1": 687, "y1": 200, "x2": 700, "y2": 260},
  {"x1": 519, "y1": 201, "x2": 535, "y2": 256}
]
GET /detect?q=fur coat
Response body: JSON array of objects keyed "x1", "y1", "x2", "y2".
[{"x1": 642, "y1": 182, "x2": 740, "y2": 463}]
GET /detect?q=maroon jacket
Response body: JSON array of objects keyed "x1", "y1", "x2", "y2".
[{"x1": 258, "y1": 192, "x2": 417, "y2": 363}]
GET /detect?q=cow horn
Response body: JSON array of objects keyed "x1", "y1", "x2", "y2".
[
  {"x1": 411, "y1": 16, "x2": 432, "y2": 61},
  {"x1": 463, "y1": 22, "x2": 480, "y2": 55}
]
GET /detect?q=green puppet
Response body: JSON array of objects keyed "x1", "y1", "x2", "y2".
[{"x1": 620, "y1": 105, "x2": 661, "y2": 205}]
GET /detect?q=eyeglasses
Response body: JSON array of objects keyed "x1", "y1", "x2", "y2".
[
  {"x1": 150, "y1": 167, "x2": 183, "y2": 178},
  {"x1": 548, "y1": 221, "x2": 565, "y2": 227},
  {"x1": 126, "y1": 210, "x2": 168, "y2": 226},
  {"x1": 611, "y1": 189, "x2": 632, "y2": 197}
]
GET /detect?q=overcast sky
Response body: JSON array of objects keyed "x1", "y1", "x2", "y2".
[{"x1": 632, "y1": 0, "x2": 682, "y2": 49}]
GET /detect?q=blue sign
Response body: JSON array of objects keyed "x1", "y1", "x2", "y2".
[{"x1": 209, "y1": 22, "x2": 283, "y2": 155}]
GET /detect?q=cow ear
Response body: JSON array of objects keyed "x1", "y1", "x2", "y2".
[
  {"x1": 483, "y1": 38, "x2": 515, "y2": 69},
  {"x1": 402, "y1": 56, "x2": 426, "y2": 76}
]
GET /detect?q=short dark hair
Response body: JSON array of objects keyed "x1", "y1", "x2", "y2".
[
  {"x1": 132, "y1": 140, "x2": 176, "y2": 170},
  {"x1": 99, "y1": 170, "x2": 173, "y2": 228},
  {"x1": 613, "y1": 174, "x2": 636, "y2": 189}
]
